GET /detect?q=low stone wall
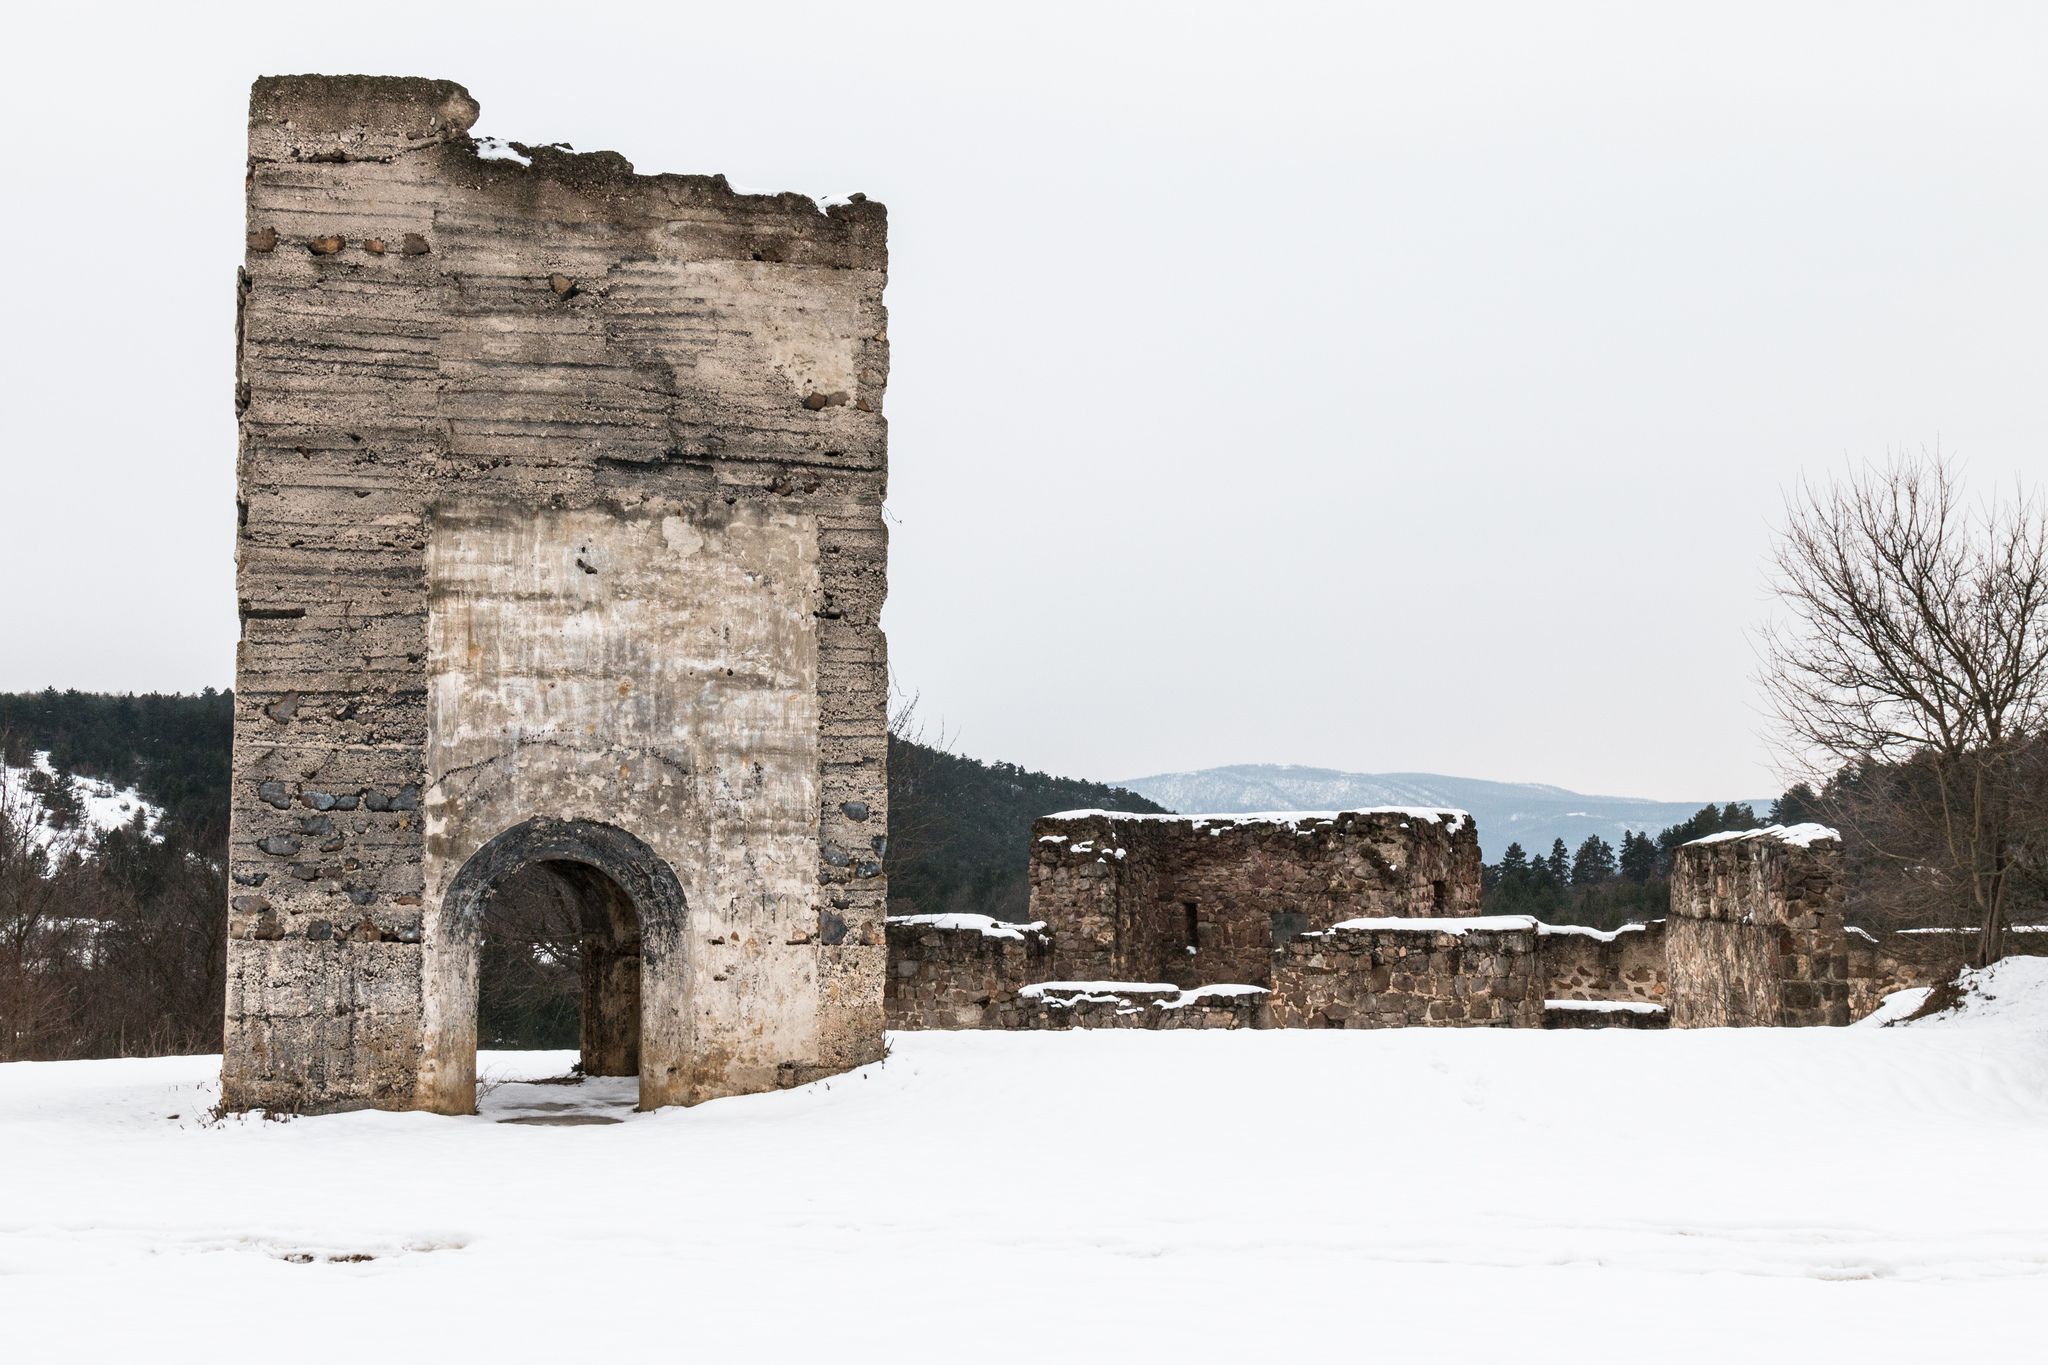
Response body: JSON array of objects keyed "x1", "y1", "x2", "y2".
[
  {"x1": 1668, "y1": 825, "x2": 1849, "y2": 1028},
  {"x1": 1540, "y1": 921, "x2": 1668, "y2": 1005},
  {"x1": 994, "y1": 982, "x2": 1267, "y2": 1030},
  {"x1": 1266, "y1": 916, "x2": 1544, "y2": 1028},
  {"x1": 1028, "y1": 808, "x2": 1483, "y2": 989},
  {"x1": 1845, "y1": 924, "x2": 2048, "y2": 1019},
  {"x1": 885, "y1": 915, "x2": 1052, "y2": 1029},
  {"x1": 892, "y1": 897, "x2": 2042, "y2": 1032},
  {"x1": 1542, "y1": 1000, "x2": 1669, "y2": 1030}
]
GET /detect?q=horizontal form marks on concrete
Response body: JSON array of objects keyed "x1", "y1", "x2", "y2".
[{"x1": 226, "y1": 75, "x2": 890, "y2": 1115}]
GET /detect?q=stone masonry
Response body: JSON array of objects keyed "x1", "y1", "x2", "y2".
[
  {"x1": 884, "y1": 914, "x2": 1052, "y2": 1029},
  {"x1": 1667, "y1": 826, "x2": 1848, "y2": 1028},
  {"x1": 1540, "y1": 921, "x2": 1668, "y2": 1006},
  {"x1": 226, "y1": 76, "x2": 890, "y2": 1114},
  {"x1": 1265, "y1": 917, "x2": 1544, "y2": 1028},
  {"x1": 1845, "y1": 925, "x2": 2048, "y2": 1019},
  {"x1": 1027, "y1": 809, "x2": 1483, "y2": 989}
]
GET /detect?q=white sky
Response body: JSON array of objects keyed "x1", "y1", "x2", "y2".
[{"x1": 2, "y1": 2, "x2": 2042, "y2": 800}]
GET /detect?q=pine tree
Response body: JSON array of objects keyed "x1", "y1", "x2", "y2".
[
  {"x1": 1618, "y1": 830, "x2": 1658, "y2": 883},
  {"x1": 1770, "y1": 783, "x2": 1821, "y2": 826},
  {"x1": 1546, "y1": 838, "x2": 1570, "y2": 887},
  {"x1": 1499, "y1": 842, "x2": 1529, "y2": 874},
  {"x1": 1570, "y1": 835, "x2": 1616, "y2": 886}
]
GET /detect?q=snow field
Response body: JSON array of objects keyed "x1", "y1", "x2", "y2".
[
  {"x1": 3, "y1": 962, "x2": 2047, "y2": 1362},
  {"x1": 0, "y1": 750, "x2": 162, "y2": 858}
]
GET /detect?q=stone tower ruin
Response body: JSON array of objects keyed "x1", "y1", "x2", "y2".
[
  {"x1": 225, "y1": 76, "x2": 890, "y2": 1114},
  {"x1": 1667, "y1": 825, "x2": 1849, "y2": 1027}
]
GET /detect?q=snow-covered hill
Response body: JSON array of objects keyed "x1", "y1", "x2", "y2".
[
  {"x1": 0, "y1": 750, "x2": 163, "y2": 862},
  {"x1": 5, "y1": 964, "x2": 2047, "y2": 1362},
  {"x1": 1120, "y1": 762, "x2": 1768, "y2": 859}
]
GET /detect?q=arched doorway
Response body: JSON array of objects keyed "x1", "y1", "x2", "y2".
[
  {"x1": 476, "y1": 857, "x2": 643, "y2": 1076},
  {"x1": 435, "y1": 818, "x2": 686, "y2": 1111}
]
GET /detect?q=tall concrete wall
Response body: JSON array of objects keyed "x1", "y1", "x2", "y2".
[
  {"x1": 226, "y1": 76, "x2": 890, "y2": 1113},
  {"x1": 1667, "y1": 826, "x2": 1847, "y2": 1028},
  {"x1": 1027, "y1": 809, "x2": 1481, "y2": 988}
]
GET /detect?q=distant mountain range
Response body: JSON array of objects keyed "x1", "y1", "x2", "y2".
[{"x1": 1117, "y1": 764, "x2": 1770, "y2": 862}]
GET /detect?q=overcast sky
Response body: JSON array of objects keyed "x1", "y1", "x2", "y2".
[{"x1": 3, "y1": 2, "x2": 2042, "y2": 800}]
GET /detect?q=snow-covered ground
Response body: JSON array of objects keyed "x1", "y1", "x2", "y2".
[
  {"x1": 5, "y1": 964, "x2": 2048, "y2": 1362},
  {"x1": 0, "y1": 750, "x2": 162, "y2": 859}
]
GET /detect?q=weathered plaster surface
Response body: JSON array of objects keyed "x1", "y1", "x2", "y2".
[
  {"x1": 420, "y1": 501, "x2": 821, "y2": 1108},
  {"x1": 225, "y1": 75, "x2": 888, "y2": 1113}
]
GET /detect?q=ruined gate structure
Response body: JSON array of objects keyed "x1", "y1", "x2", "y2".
[{"x1": 225, "y1": 76, "x2": 890, "y2": 1114}]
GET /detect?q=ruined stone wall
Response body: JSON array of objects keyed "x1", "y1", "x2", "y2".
[
  {"x1": 1844, "y1": 925, "x2": 2048, "y2": 1019},
  {"x1": 1265, "y1": 917, "x2": 1543, "y2": 1028},
  {"x1": 1028, "y1": 810, "x2": 1481, "y2": 989},
  {"x1": 226, "y1": 76, "x2": 889, "y2": 1113},
  {"x1": 1667, "y1": 827, "x2": 1847, "y2": 1028},
  {"x1": 1542, "y1": 1001, "x2": 1668, "y2": 1029},
  {"x1": 884, "y1": 915, "x2": 1052, "y2": 1029},
  {"x1": 995, "y1": 982, "x2": 1267, "y2": 1030},
  {"x1": 1539, "y1": 921, "x2": 1668, "y2": 1006}
]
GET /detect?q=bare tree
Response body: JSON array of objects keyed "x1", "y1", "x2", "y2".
[
  {"x1": 0, "y1": 742, "x2": 86, "y2": 1059},
  {"x1": 1763, "y1": 452, "x2": 2048, "y2": 965}
]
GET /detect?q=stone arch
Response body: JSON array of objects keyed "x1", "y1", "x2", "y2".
[{"x1": 425, "y1": 817, "x2": 688, "y2": 1112}]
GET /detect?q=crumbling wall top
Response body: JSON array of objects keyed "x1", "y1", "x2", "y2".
[
  {"x1": 250, "y1": 74, "x2": 479, "y2": 161},
  {"x1": 1040, "y1": 807, "x2": 1471, "y2": 832},
  {"x1": 1682, "y1": 823, "x2": 1839, "y2": 850},
  {"x1": 247, "y1": 74, "x2": 885, "y2": 253}
]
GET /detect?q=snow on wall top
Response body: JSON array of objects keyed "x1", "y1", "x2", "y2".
[
  {"x1": 1313, "y1": 914, "x2": 1539, "y2": 937},
  {"x1": 1683, "y1": 822, "x2": 1839, "y2": 850},
  {"x1": 1544, "y1": 999, "x2": 1665, "y2": 1014},
  {"x1": 1043, "y1": 807, "x2": 1471, "y2": 833},
  {"x1": 1536, "y1": 920, "x2": 1658, "y2": 943},
  {"x1": 1017, "y1": 981, "x2": 1269, "y2": 1009},
  {"x1": 885, "y1": 913, "x2": 1047, "y2": 941}
]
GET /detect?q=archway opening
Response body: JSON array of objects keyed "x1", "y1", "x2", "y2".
[
  {"x1": 477, "y1": 858, "x2": 642, "y2": 1078},
  {"x1": 432, "y1": 816, "x2": 687, "y2": 1117}
]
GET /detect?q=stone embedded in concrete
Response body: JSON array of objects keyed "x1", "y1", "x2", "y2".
[
  {"x1": 1666, "y1": 826, "x2": 1847, "y2": 1028},
  {"x1": 1027, "y1": 808, "x2": 1483, "y2": 989},
  {"x1": 225, "y1": 74, "x2": 890, "y2": 1115}
]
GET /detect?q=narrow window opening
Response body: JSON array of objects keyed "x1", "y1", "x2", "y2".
[{"x1": 1183, "y1": 902, "x2": 1200, "y2": 951}]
